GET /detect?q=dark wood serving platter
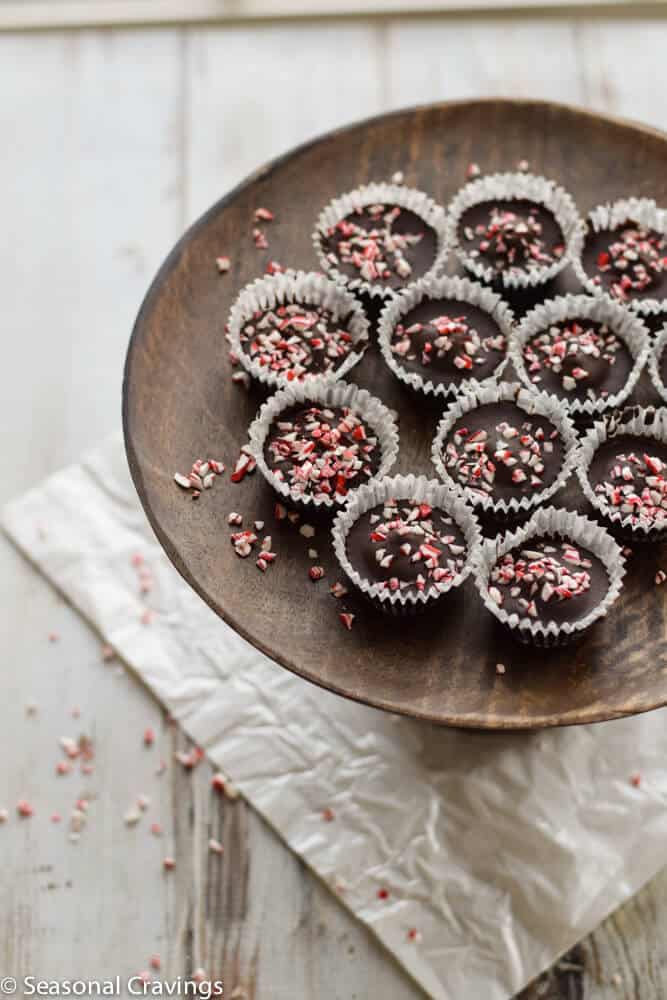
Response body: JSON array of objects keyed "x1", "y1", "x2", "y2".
[{"x1": 123, "y1": 98, "x2": 667, "y2": 730}]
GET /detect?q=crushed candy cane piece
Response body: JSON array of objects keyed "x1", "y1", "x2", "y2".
[{"x1": 216, "y1": 256, "x2": 231, "y2": 274}]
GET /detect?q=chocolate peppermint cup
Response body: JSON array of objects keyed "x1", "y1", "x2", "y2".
[
  {"x1": 331, "y1": 474, "x2": 481, "y2": 613},
  {"x1": 313, "y1": 182, "x2": 448, "y2": 298},
  {"x1": 431, "y1": 383, "x2": 579, "y2": 518},
  {"x1": 578, "y1": 408, "x2": 667, "y2": 541},
  {"x1": 377, "y1": 275, "x2": 515, "y2": 400},
  {"x1": 228, "y1": 271, "x2": 369, "y2": 390},
  {"x1": 248, "y1": 378, "x2": 399, "y2": 512},
  {"x1": 446, "y1": 172, "x2": 581, "y2": 289},
  {"x1": 572, "y1": 198, "x2": 667, "y2": 314},
  {"x1": 474, "y1": 506, "x2": 625, "y2": 646},
  {"x1": 648, "y1": 324, "x2": 667, "y2": 405},
  {"x1": 510, "y1": 294, "x2": 649, "y2": 417}
]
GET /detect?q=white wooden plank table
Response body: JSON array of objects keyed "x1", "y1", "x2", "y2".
[{"x1": 2, "y1": 15, "x2": 667, "y2": 998}]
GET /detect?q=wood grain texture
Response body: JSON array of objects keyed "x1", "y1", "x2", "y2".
[
  {"x1": 5, "y1": 15, "x2": 667, "y2": 1000},
  {"x1": 125, "y1": 97, "x2": 667, "y2": 731}
]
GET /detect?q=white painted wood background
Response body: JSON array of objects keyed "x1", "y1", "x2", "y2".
[{"x1": 3, "y1": 13, "x2": 667, "y2": 999}]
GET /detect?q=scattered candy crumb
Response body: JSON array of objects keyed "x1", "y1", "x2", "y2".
[
  {"x1": 630, "y1": 773, "x2": 642, "y2": 788},
  {"x1": 322, "y1": 807, "x2": 335, "y2": 822},
  {"x1": 339, "y1": 613, "x2": 355, "y2": 631},
  {"x1": 656, "y1": 570, "x2": 666, "y2": 585},
  {"x1": 209, "y1": 837, "x2": 225, "y2": 855},
  {"x1": 216, "y1": 256, "x2": 231, "y2": 274},
  {"x1": 496, "y1": 663, "x2": 506, "y2": 675}
]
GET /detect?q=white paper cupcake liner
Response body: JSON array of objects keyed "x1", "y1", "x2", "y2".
[
  {"x1": 376, "y1": 274, "x2": 515, "y2": 402},
  {"x1": 228, "y1": 270, "x2": 370, "y2": 391},
  {"x1": 446, "y1": 172, "x2": 583, "y2": 289},
  {"x1": 473, "y1": 505, "x2": 626, "y2": 647},
  {"x1": 647, "y1": 322, "x2": 667, "y2": 405},
  {"x1": 312, "y1": 181, "x2": 449, "y2": 300},
  {"x1": 570, "y1": 198, "x2": 667, "y2": 315},
  {"x1": 247, "y1": 377, "x2": 400, "y2": 513},
  {"x1": 331, "y1": 474, "x2": 481, "y2": 614},
  {"x1": 577, "y1": 405, "x2": 667, "y2": 541},
  {"x1": 431, "y1": 381, "x2": 581, "y2": 518},
  {"x1": 509, "y1": 293, "x2": 650, "y2": 418}
]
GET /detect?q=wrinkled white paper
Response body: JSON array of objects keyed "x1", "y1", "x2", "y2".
[{"x1": 4, "y1": 433, "x2": 667, "y2": 1000}]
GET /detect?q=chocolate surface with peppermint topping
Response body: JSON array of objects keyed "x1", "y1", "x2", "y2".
[
  {"x1": 321, "y1": 204, "x2": 438, "y2": 291},
  {"x1": 589, "y1": 434, "x2": 667, "y2": 529},
  {"x1": 488, "y1": 536, "x2": 608, "y2": 626},
  {"x1": 390, "y1": 297, "x2": 507, "y2": 386},
  {"x1": 346, "y1": 498, "x2": 467, "y2": 597},
  {"x1": 458, "y1": 199, "x2": 565, "y2": 277},
  {"x1": 582, "y1": 222, "x2": 667, "y2": 303},
  {"x1": 522, "y1": 319, "x2": 632, "y2": 402},
  {"x1": 440, "y1": 402, "x2": 564, "y2": 503},
  {"x1": 240, "y1": 301, "x2": 359, "y2": 380},
  {"x1": 265, "y1": 404, "x2": 381, "y2": 502}
]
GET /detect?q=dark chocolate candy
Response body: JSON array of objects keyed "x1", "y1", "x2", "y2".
[
  {"x1": 390, "y1": 297, "x2": 506, "y2": 387},
  {"x1": 522, "y1": 318, "x2": 631, "y2": 402},
  {"x1": 488, "y1": 535, "x2": 608, "y2": 627},
  {"x1": 240, "y1": 301, "x2": 358, "y2": 379},
  {"x1": 321, "y1": 204, "x2": 438, "y2": 292},
  {"x1": 440, "y1": 402, "x2": 564, "y2": 503},
  {"x1": 458, "y1": 199, "x2": 565, "y2": 278},
  {"x1": 265, "y1": 404, "x2": 381, "y2": 503},
  {"x1": 588, "y1": 433, "x2": 667, "y2": 529},
  {"x1": 581, "y1": 222, "x2": 667, "y2": 304},
  {"x1": 345, "y1": 497, "x2": 467, "y2": 598}
]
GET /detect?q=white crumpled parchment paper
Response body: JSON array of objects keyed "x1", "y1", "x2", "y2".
[{"x1": 4, "y1": 432, "x2": 667, "y2": 1000}]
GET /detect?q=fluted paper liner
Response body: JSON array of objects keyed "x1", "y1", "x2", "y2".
[
  {"x1": 247, "y1": 378, "x2": 399, "y2": 512},
  {"x1": 509, "y1": 293, "x2": 650, "y2": 417},
  {"x1": 431, "y1": 382, "x2": 580, "y2": 517},
  {"x1": 446, "y1": 172, "x2": 583, "y2": 289},
  {"x1": 577, "y1": 405, "x2": 667, "y2": 541},
  {"x1": 331, "y1": 474, "x2": 481, "y2": 613},
  {"x1": 313, "y1": 181, "x2": 449, "y2": 299},
  {"x1": 571, "y1": 198, "x2": 667, "y2": 315},
  {"x1": 473, "y1": 506, "x2": 626, "y2": 647},
  {"x1": 228, "y1": 270, "x2": 370, "y2": 391},
  {"x1": 377, "y1": 274, "x2": 515, "y2": 401},
  {"x1": 648, "y1": 323, "x2": 667, "y2": 405}
]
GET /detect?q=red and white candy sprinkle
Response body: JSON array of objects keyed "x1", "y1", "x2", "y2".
[
  {"x1": 174, "y1": 457, "x2": 225, "y2": 496},
  {"x1": 216, "y1": 256, "x2": 231, "y2": 274}
]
